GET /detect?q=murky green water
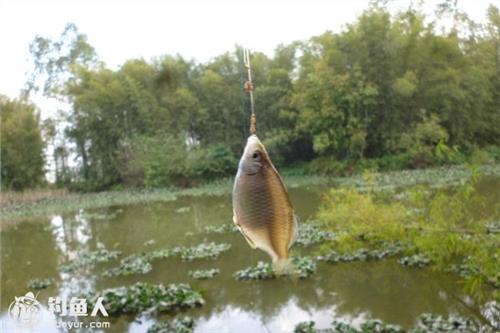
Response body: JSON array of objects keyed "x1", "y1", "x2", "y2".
[{"x1": 1, "y1": 180, "x2": 499, "y2": 332}]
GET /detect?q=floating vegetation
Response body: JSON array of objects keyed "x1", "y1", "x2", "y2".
[
  {"x1": 144, "y1": 239, "x2": 156, "y2": 246},
  {"x1": 296, "y1": 222, "x2": 335, "y2": 246},
  {"x1": 87, "y1": 282, "x2": 204, "y2": 316},
  {"x1": 319, "y1": 243, "x2": 404, "y2": 264},
  {"x1": 103, "y1": 254, "x2": 153, "y2": 277},
  {"x1": 203, "y1": 224, "x2": 238, "y2": 234},
  {"x1": 100, "y1": 243, "x2": 229, "y2": 277},
  {"x1": 234, "y1": 261, "x2": 275, "y2": 280},
  {"x1": 177, "y1": 242, "x2": 231, "y2": 261},
  {"x1": 234, "y1": 257, "x2": 316, "y2": 280},
  {"x1": 188, "y1": 268, "x2": 220, "y2": 280},
  {"x1": 60, "y1": 249, "x2": 121, "y2": 272},
  {"x1": 294, "y1": 319, "x2": 403, "y2": 333},
  {"x1": 399, "y1": 254, "x2": 431, "y2": 268},
  {"x1": 102, "y1": 248, "x2": 175, "y2": 277},
  {"x1": 413, "y1": 313, "x2": 493, "y2": 333},
  {"x1": 147, "y1": 316, "x2": 195, "y2": 333},
  {"x1": 294, "y1": 313, "x2": 495, "y2": 333},
  {"x1": 27, "y1": 278, "x2": 54, "y2": 290},
  {"x1": 292, "y1": 256, "x2": 317, "y2": 278}
]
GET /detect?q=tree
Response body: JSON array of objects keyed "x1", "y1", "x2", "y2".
[{"x1": 1, "y1": 96, "x2": 45, "y2": 190}]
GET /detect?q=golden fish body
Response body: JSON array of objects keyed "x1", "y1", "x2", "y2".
[{"x1": 232, "y1": 135, "x2": 298, "y2": 264}]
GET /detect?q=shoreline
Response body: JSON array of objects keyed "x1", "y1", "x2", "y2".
[{"x1": 1, "y1": 163, "x2": 499, "y2": 224}]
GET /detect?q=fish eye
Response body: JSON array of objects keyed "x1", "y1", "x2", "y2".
[{"x1": 252, "y1": 151, "x2": 260, "y2": 160}]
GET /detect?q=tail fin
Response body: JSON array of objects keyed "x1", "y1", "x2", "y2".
[{"x1": 272, "y1": 258, "x2": 296, "y2": 276}]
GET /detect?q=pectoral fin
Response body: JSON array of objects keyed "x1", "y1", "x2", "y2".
[{"x1": 233, "y1": 215, "x2": 257, "y2": 249}]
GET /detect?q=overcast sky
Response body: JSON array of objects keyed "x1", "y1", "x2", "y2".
[{"x1": 0, "y1": 0, "x2": 496, "y2": 100}]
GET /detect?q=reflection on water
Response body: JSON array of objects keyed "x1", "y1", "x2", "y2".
[{"x1": 1, "y1": 181, "x2": 499, "y2": 332}]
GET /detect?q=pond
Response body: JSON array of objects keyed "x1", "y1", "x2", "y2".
[{"x1": 1, "y1": 180, "x2": 499, "y2": 332}]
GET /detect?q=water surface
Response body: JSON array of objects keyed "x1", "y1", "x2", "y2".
[{"x1": 1, "y1": 180, "x2": 499, "y2": 332}]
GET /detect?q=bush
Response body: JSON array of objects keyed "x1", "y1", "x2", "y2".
[
  {"x1": 118, "y1": 134, "x2": 237, "y2": 188},
  {"x1": 0, "y1": 96, "x2": 45, "y2": 190}
]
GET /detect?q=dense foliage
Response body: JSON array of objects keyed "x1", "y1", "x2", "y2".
[
  {"x1": 0, "y1": 95, "x2": 45, "y2": 190},
  {"x1": 318, "y1": 169, "x2": 500, "y2": 302},
  {"x1": 16, "y1": 3, "x2": 500, "y2": 189}
]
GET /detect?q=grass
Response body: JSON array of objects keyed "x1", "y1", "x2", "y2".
[{"x1": 2, "y1": 163, "x2": 500, "y2": 224}]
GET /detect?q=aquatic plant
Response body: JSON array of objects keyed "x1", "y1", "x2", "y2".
[
  {"x1": 399, "y1": 254, "x2": 431, "y2": 268},
  {"x1": 234, "y1": 261, "x2": 275, "y2": 280},
  {"x1": 294, "y1": 313, "x2": 495, "y2": 333},
  {"x1": 87, "y1": 282, "x2": 204, "y2": 315},
  {"x1": 319, "y1": 170, "x2": 500, "y2": 301},
  {"x1": 296, "y1": 222, "x2": 335, "y2": 246},
  {"x1": 60, "y1": 248, "x2": 121, "y2": 272},
  {"x1": 27, "y1": 278, "x2": 54, "y2": 290},
  {"x1": 412, "y1": 313, "x2": 493, "y2": 333},
  {"x1": 102, "y1": 254, "x2": 153, "y2": 277},
  {"x1": 292, "y1": 256, "x2": 317, "y2": 278},
  {"x1": 102, "y1": 248, "x2": 176, "y2": 277},
  {"x1": 188, "y1": 268, "x2": 220, "y2": 280},
  {"x1": 294, "y1": 319, "x2": 403, "y2": 333},
  {"x1": 203, "y1": 224, "x2": 238, "y2": 234},
  {"x1": 319, "y1": 243, "x2": 404, "y2": 264},
  {"x1": 4, "y1": 164, "x2": 499, "y2": 223},
  {"x1": 147, "y1": 316, "x2": 195, "y2": 333},
  {"x1": 177, "y1": 242, "x2": 231, "y2": 261},
  {"x1": 234, "y1": 257, "x2": 316, "y2": 280}
]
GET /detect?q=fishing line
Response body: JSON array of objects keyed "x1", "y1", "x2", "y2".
[{"x1": 243, "y1": 48, "x2": 257, "y2": 135}]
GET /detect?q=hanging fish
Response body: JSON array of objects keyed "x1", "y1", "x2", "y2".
[{"x1": 232, "y1": 134, "x2": 298, "y2": 273}]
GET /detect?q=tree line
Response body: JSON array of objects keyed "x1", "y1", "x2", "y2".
[{"x1": 2, "y1": 2, "x2": 499, "y2": 191}]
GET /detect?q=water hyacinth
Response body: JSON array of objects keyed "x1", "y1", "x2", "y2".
[
  {"x1": 294, "y1": 319, "x2": 403, "y2": 333},
  {"x1": 203, "y1": 224, "x2": 238, "y2": 234},
  {"x1": 102, "y1": 248, "x2": 176, "y2": 277},
  {"x1": 234, "y1": 261, "x2": 275, "y2": 280},
  {"x1": 412, "y1": 313, "x2": 494, "y2": 333},
  {"x1": 188, "y1": 268, "x2": 220, "y2": 280},
  {"x1": 319, "y1": 244, "x2": 404, "y2": 264},
  {"x1": 294, "y1": 313, "x2": 494, "y2": 333},
  {"x1": 234, "y1": 257, "x2": 316, "y2": 280},
  {"x1": 399, "y1": 254, "x2": 431, "y2": 268},
  {"x1": 147, "y1": 316, "x2": 195, "y2": 333},
  {"x1": 27, "y1": 278, "x2": 54, "y2": 290},
  {"x1": 87, "y1": 282, "x2": 204, "y2": 315},
  {"x1": 103, "y1": 254, "x2": 153, "y2": 277},
  {"x1": 295, "y1": 222, "x2": 335, "y2": 246},
  {"x1": 177, "y1": 242, "x2": 231, "y2": 261},
  {"x1": 60, "y1": 249, "x2": 121, "y2": 272}
]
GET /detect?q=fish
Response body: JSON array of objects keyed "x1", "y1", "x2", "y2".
[{"x1": 232, "y1": 134, "x2": 298, "y2": 273}]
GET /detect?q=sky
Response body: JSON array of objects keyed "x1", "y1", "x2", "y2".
[{"x1": 0, "y1": 0, "x2": 496, "y2": 100}]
